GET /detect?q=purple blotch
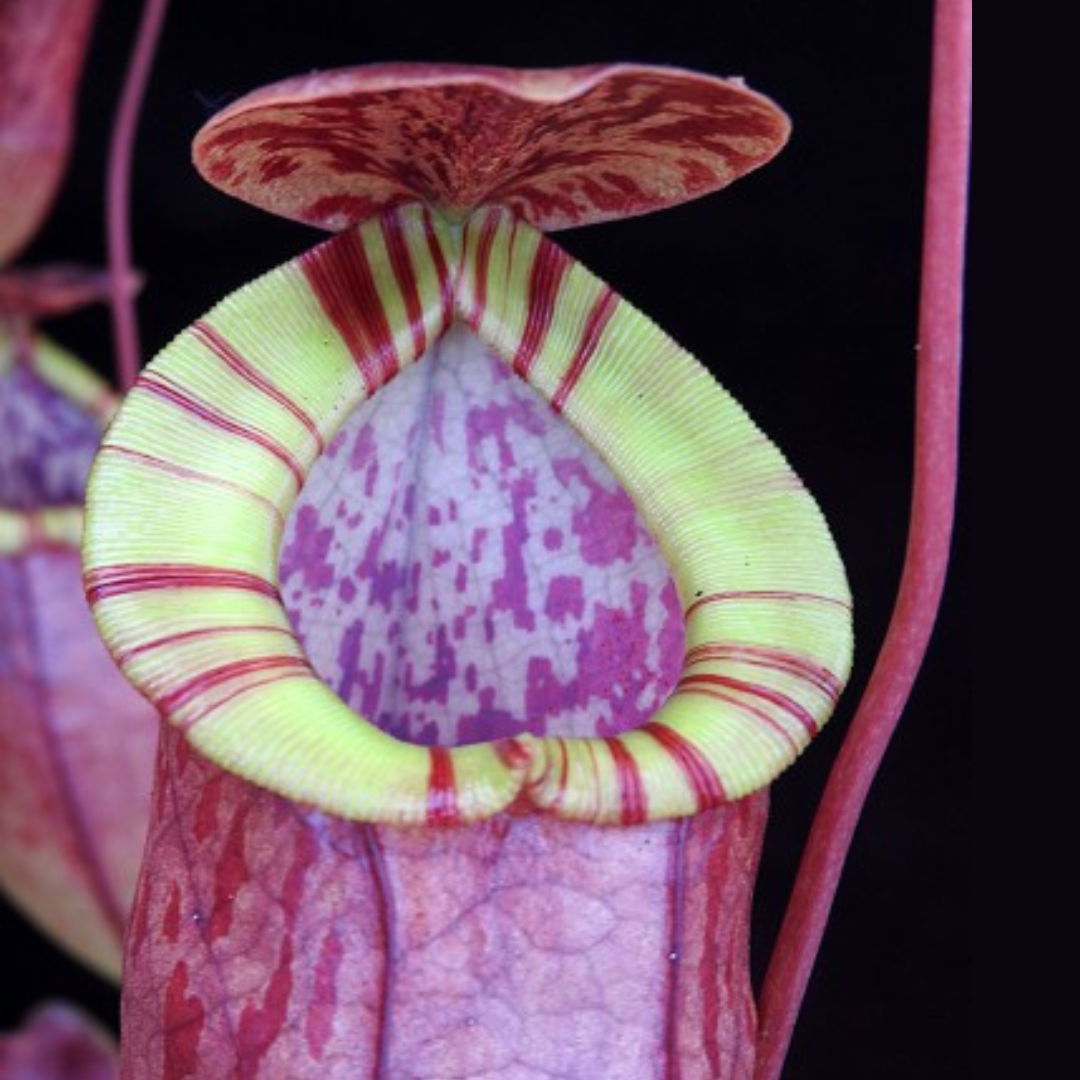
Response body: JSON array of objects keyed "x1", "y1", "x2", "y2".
[
  {"x1": 554, "y1": 457, "x2": 638, "y2": 567},
  {"x1": 403, "y1": 624, "x2": 457, "y2": 707},
  {"x1": 345, "y1": 425, "x2": 379, "y2": 497},
  {"x1": 465, "y1": 395, "x2": 547, "y2": 473},
  {"x1": 489, "y1": 474, "x2": 537, "y2": 632},
  {"x1": 457, "y1": 686, "x2": 528, "y2": 745},
  {"x1": 280, "y1": 504, "x2": 336, "y2": 591},
  {"x1": 545, "y1": 575, "x2": 585, "y2": 622},
  {"x1": 336, "y1": 621, "x2": 386, "y2": 722}
]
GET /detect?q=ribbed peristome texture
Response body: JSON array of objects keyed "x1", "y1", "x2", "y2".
[{"x1": 84, "y1": 202, "x2": 852, "y2": 827}]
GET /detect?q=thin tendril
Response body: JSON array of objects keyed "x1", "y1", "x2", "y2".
[
  {"x1": 106, "y1": 0, "x2": 171, "y2": 391},
  {"x1": 753, "y1": 2, "x2": 970, "y2": 1077}
]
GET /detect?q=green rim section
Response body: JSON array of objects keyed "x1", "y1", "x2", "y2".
[{"x1": 83, "y1": 202, "x2": 852, "y2": 825}]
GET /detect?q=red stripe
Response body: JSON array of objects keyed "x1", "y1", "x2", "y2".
[
  {"x1": 138, "y1": 372, "x2": 305, "y2": 490},
  {"x1": 190, "y1": 321, "x2": 324, "y2": 453},
  {"x1": 421, "y1": 206, "x2": 454, "y2": 314},
  {"x1": 495, "y1": 737, "x2": 533, "y2": 771},
  {"x1": 606, "y1": 738, "x2": 648, "y2": 824},
  {"x1": 301, "y1": 229, "x2": 400, "y2": 394},
  {"x1": 583, "y1": 737, "x2": 603, "y2": 797},
  {"x1": 99, "y1": 444, "x2": 284, "y2": 527},
  {"x1": 555, "y1": 738, "x2": 573, "y2": 815},
  {"x1": 427, "y1": 747, "x2": 458, "y2": 825},
  {"x1": 685, "y1": 589, "x2": 851, "y2": 619},
  {"x1": 85, "y1": 564, "x2": 278, "y2": 606},
  {"x1": 159, "y1": 655, "x2": 309, "y2": 716},
  {"x1": 678, "y1": 672, "x2": 820, "y2": 736},
  {"x1": 672, "y1": 684, "x2": 801, "y2": 755},
  {"x1": 683, "y1": 643, "x2": 842, "y2": 701},
  {"x1": 513, "y1": 241, "x2": 571, "y2": 378},
  {"x1": 380, "y1": 211, "x2": 428, "y2": 358},
  {"x1": 642, "y1": 723, "x2": 727, "y2": 809},
  {"x1": 116, "y1": 623, "x2": 294, "y2": 666},
  {"x1": 467, "y1": 209, "x2": 502, "y2": 323},
  {"x1": 551, "y1": 289, "x2": 618, "y2": 413},
  {"x1": 180, "y1": 668, "x2": 312, "y2": 731},
  {"x1": 529, "y1": 737, "x2": 571, "y2": 814},
  {"x1": 556, "y1": 737, "x2": 570, "y2": 799}
]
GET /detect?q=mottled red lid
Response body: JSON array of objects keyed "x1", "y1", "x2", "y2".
[{"x1": 193, "y1": 62, "x2": 790, "y2": 232}]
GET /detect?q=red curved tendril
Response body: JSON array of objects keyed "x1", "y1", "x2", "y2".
[
  {"x1": 106, "y1": 0, "x2": 171, "y2": 391},
  {"x1": 753, "y1": 2, "x2": 971, "y2": 1077}
]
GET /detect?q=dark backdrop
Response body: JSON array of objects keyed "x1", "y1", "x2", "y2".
[{"x1": 3, "y1": 1, "x2": 970, "y2": 1077}]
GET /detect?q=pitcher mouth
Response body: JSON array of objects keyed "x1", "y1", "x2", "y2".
[
  {"x1": 82, "y1": 203, "x2": 852, "y2": 827},
  {"x1": 276, "y1": 318, "x2": 685, "y2": 753}
]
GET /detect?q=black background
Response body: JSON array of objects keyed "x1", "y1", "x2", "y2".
[{"x1": 2, "y1": 1, "x2": 969, "y2": 1077}]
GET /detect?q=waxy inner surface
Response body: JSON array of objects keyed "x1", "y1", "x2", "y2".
[{"x1": 280, "y1": 323, "x2": 684, "y2": 746}]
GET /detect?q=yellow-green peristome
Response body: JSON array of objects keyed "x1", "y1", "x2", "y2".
[{"x1": 83, "y1": 200, "x2": 852, "y2": 826}]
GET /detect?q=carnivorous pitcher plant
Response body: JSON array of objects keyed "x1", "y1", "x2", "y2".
[
  {"x1": 2, "y1": 1, "x2": 969, "y2": 1077},
  {"x1": 80, "y1": 60, "x2": 855, "y2": 1078}
]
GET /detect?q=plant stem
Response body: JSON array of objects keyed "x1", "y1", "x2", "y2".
[
  {"x1": 106, "y1": 0, "x2": 170, "y2": 391},
  {"x1": 752, "y1": 1, "x2": 971, "y2": 1077}
]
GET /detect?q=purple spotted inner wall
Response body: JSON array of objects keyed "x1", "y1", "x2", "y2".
[
  {"x1": 279, "y1": 325, "x2": 684, "y2": 747},
  {"x1": 0, "y1": 359, "x2": 102, "y2": 509}
]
